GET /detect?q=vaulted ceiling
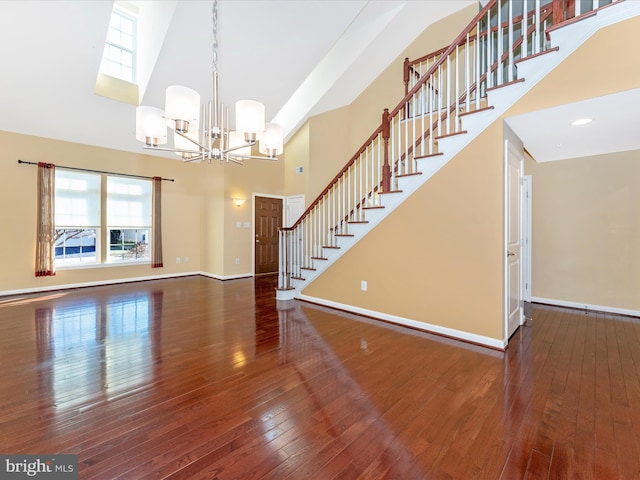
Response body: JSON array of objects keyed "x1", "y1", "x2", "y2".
[
  {"x1": 0, "y1": 0, "x2": 476, "y2": 158},
  {"x1": 1, "y1": 0, "x2": 636, "y2": 164}
]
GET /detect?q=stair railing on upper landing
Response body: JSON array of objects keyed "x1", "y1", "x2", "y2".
[{"x1": 277, "y1": 0, "x2": 621, "y2": 293}]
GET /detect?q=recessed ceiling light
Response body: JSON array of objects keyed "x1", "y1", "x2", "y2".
[{"x1": 571, "y1": 118, "x2": 593, "y2": 126}]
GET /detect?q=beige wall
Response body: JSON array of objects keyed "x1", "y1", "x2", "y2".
[
  {"x1": 222, "y1": 157, "x2": 284, "y2": 276},
  {"x1": 524, "y1": 150, "x2": 640, "y2": 310},
  {"x1": 284, "y1": 123, "x2": 309, "y2": 197},
  {"x1": 509, "y1": 15, "x2": 640, "y2": 312},
  {"x1": 0, "y1": 130, "x2": 202, "y2": 293},
  {"x1": 298, "y1": 10, "x2": 640, "y2": 342},
  {"x1": 303, "y1": 120, "x2": 505, "y2": 340},
  {"x1": 0, "y1": 127, "x2": 285, "y2": 293},
  {"x1": 286, "y1": 3, "x2": 480, "y2": 207}
]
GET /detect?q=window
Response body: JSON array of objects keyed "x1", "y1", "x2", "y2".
[
  {"x1": 53, "y1": 172, "x2": 152, "y2": 267},
  {"x1": 54, "y1": 171, "x2": 100, "y2": 266},
  {"x1": 100, "y1": 7, "x2": 136, "y2": 83},
  {"x1": 107, "y1": 177, "x2": 151, "y2": 263}
]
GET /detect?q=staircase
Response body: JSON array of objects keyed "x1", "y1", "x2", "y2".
[{"x1": 277, "y1": 0, "x2": 637, "y2": 302}]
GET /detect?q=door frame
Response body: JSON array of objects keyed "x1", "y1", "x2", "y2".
[
  {"x1": 252, "y1": 193, "x2": 285, "y2": 276},
  {"x1": 504, "y1": 139, "x2": 525, "y2": 342},
  {"x1": 522, "y1": 175, "x2": 532, "y2": 302}
]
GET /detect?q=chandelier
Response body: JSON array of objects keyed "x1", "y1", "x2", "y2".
[{"x1": 134, "y1": 0, "x2": 283, "y2": 164}]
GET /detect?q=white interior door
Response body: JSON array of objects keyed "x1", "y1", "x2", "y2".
[
  {"x1": 285, "y1": 195, "x2": 305, "y2": 227},
  {"x1": 505, "y1": 141, "x2": 524, "y2": 338}
]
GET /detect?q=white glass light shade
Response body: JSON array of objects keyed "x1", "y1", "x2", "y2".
[
  {"x1": 235, "y1": 100, "x2": 265, "y2": 137},
  {"x1": 227, "y1": 131, "x2": 252, "y2": 157},
  {"x1": 259, "y1": 123, "x2": 284, "y2": 156},
  {"x1": 136, "y1": 106, "x2": 167, "y2": 145},
  {"x1": 165, "y1": 85, "x2": 200, "y2": 132}
]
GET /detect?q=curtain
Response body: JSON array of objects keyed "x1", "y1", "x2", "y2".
[
  {"x1": 151, "y1": 176, "x2": 163, "y2": 268},
  {"x1": 35, "y1": 162, "x2": 56, "y2": 277}
]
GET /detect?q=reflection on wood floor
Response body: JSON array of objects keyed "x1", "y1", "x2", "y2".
[{"x1": 1, "y1": 275, "x2": 639, "y2": 479}]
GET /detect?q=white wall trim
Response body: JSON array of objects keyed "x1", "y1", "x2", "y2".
[
  {"x1": 199, "y1": 271, "x2": 253, "y2": 281},
  {"x1": 531, "y1": 296, "x2": 640, "y2": 318},
  {"x1": 0, "y1": 271, "x2": 258, "y2": 297},
  {"x1": 298, "y1": 294, "x2": 506, "y2": 350},
  {"x1": 0, "y1": 271, "x2": 201, "y2": 297}
]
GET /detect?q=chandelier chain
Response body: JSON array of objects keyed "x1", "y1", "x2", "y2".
[{"x1": 212, "y1": 0, "x2": 218, "y2": 73}]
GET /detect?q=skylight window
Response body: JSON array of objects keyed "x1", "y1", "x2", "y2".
[{"x1": 100, "y1": 7, "x2": 136, "y2": 83}]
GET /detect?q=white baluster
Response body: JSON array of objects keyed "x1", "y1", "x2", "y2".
[
  {"x1": 523, "y1": 0, "x2": 529, "y2": 58},
  {"x1": 508, "y1": 0, "x2": 513, "y2": 83},
  {"x1": 535, "y1": 0, "x2": 541, "y2": 54}
]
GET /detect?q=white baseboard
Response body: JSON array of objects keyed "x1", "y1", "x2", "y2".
[
  {"x1": 531, "y1": 297, "x2": 640, "y2": 318},
  {"x1": 0, "y1": 271, "x2": 201, "y2": 297},
  {"x1": 198, "y1": 272, "x2": 253, "y2": 281},
  {"x1": 298, "y1": 294, "x2": 506, "y2": 350},
  {"x1": 0, "y1": 271, "x2": 258, "y2": 298}
]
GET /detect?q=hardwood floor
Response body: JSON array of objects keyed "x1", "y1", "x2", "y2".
[{"x1": 1, "y1": 275, "x2": 639, "y2": 479}]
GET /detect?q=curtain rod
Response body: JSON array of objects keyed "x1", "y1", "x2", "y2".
[{"x1": 17, "y1": 160, "x2": 175, "y2": 182}]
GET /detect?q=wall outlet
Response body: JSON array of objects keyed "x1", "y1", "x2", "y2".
[
  {"x1": 361, "y1": 280, "x2": 367, "y2": 291},
  {"x1": 235, "y1": 258, "x2": 240, "y2": 265},
  {"x1": 176, "y1": 257, "x2": 181, "y2": 264}
]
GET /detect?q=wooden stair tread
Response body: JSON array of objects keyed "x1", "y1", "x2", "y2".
[
  {"x1": 486, "y1": 78, "x2": 524, "y2": 92},
  {"x1": 435, "y1": 130, "x2": 468, "y2": 141},
  {"x1": 396, "y1": 172, "x2": 422, "y2": 178},
  {"x1": 514, "y1": 46, "x2": 559, "y2": 65},
  {"x1": 459, "y1": 105, "x2": 495, "y2": 117},
  {"x1": 415, "y1": 152, "x2": 444, "y2": 161}
]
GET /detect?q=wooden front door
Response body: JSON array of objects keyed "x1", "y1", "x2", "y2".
[{"x1": 255, "y1": 196, "x2": 282, "y2": 275}]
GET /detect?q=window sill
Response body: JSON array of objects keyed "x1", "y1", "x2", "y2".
[{"x1": 56, "y1": 260, "x2": 150, "y2": 271}]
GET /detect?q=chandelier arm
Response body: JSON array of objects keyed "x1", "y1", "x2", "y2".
[
  {"x1": 222, "y1": 143, "x2": 256, "y2": 155},
  {"x1": 230, "y1": 154, "x2": 279, "y2": 162},
  {"x1": 175, "y1": 129, "x2": 210, "y2": 153},
  {"x1": 184, "y1": 156, "x2": 204, "y2": 163},
  {"x1": 143, "y1": 146, "x2": 203, "y2": 154}
]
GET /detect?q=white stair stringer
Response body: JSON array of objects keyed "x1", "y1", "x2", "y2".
[{"x1": 276, "y1": 1, "x2": 640, "y2": 302}]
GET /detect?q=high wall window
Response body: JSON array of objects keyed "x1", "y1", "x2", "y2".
[
  {"x1": 53, "y1": 172, "x2": 152, "y2": 267},
  {"x1": 54, "y1": 170, "x2": 100, "y2": 266},
  {"x1": 107, "y1": 177, "x2": 151, "y2": 263},
  {"x1": 100, "y1": 7, "x2": 136, "y2": 83}
]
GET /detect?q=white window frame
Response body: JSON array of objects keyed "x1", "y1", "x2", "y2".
[
  {"x1": 100, "y1": 7, "x2": 137, "y2": 83},
  {"x1": 106, "y1": 176, "x2": 152, "y2": 265},
  {"x1": 54, "y1": 170, "x2": 101, "y2": 267}
]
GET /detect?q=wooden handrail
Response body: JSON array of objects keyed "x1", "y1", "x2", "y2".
[
  {"x1": 286, "y1": 0, "x2": 500, "y2": 232},
  {"x1": 286, "y1": 125, "x2": 384, "y2": 230},
  {"x1": 284, "y1": 0, "x2": 617, "y2": 233},
  {"x1": 406, "y1": 5, "x2": 553, "y2": 71},
  {"x1": 390, "y1": 0, "x2": 500, "y2": 120}
]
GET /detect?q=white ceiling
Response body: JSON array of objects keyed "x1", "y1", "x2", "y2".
[
  {"x1": 0, "y1": 0, "x2": 632, "y2": 163},
  {"x1": 0, "y1": 0, "x2": 476, "y2": 158},
  {"x1": 505, "y1": 88, "x2": 640, "y2": 162}
]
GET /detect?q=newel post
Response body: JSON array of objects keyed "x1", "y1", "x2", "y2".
[
  {"x1": 403, "y1": 57, "x2": 410, "y2": 118},
  {"x1": 381, "y1": 108, "x2": 391, "y2": 193}
]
